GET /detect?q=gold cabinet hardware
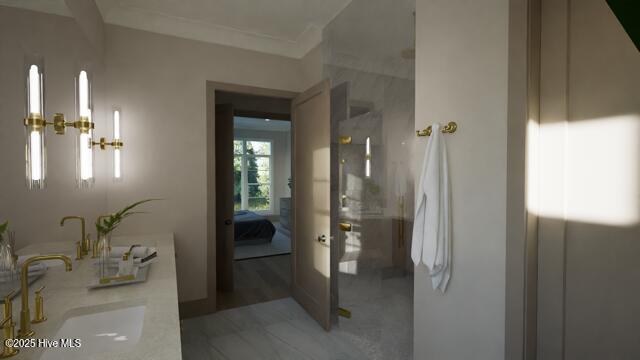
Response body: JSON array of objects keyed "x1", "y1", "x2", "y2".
[
  {"x1": 0, "y1": 316, "x2": 19, "y2": 358},
  {"x1": 338, "y1": 307, "x2": 352, "y2": 319},
  {"x1": 339, "y1": 136, "x2": 352, "y2": 145},
  {"x1": 31, "y1": 286, "x2": 46, "y2": 324},
  {"x1": 60, "y1": 216, "x2": 88, "y2": 255},
  {"x1": 339, "y1": 223, "x2": 352, "y2": 232},
  {"x1": 19, "y1": 255, "x2": 72, "y2": 338},
  {"x1": 416, "y1": 121, "x2": 458, "y2": 137}
]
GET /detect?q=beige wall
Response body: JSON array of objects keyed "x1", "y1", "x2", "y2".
[
  {"x1": 0, "y1": 6, "x2": 109, "y2": 249},
  {"x1": 64, "y1": 0, "x2": 105, "y2": 56},
  {"x1": 104, "y1": 25, "x2": 310, "y2": 301},
  {"x1": 300, "y1": 44, "x2": 324, "y2": 89},
  {"x1": 537, "y1": 0, "x2": 640, "y2": 358},
  {"x1": 0, "y1": 5, "x2": 317, "y2": 302},
  {"x1": 413, "y1": 0, "x2": 509, "y2": 359}
]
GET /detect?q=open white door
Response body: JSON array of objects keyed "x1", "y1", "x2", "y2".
[{"x1": 291, "y1": 80, "x2": 332, "y2": 330}]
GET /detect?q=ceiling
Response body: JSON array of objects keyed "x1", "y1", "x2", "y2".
[{"x1": 0, "y1": 0, "x2": 351, "y2": 58}]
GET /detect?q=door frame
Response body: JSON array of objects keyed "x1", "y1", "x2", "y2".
[
  {"x1": 180, "y1": 81, "x2": 298, "y2": 318},
  {"x1": 505, "y1": 0, "x2": 541, "y2": 358}
]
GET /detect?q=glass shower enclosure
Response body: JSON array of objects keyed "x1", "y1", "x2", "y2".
[{"x1": 325, "y1": 0, "x2": 416, "y2": 358}]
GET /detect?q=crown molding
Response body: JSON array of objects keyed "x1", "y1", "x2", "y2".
[{"x1": 102, "y1": 5, "x2": 322, "y2": 59}]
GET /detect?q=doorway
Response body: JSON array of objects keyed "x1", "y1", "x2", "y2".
[
  {"x1": 211, "y1": 85, "x2": 297, "y2": 311},
  {"x1": 208, "y1": 80, "x2": 336, "y2": 330}
]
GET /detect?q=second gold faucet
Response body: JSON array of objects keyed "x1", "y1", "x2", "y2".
[
  {"x1": 60, "y1": 216, "x2": 90, "y2": 256},
  {"x1": 18, "y1": 255, "x2": 72, "y2": 338}
]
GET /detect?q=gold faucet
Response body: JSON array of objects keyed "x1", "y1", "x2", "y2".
[
  {"x1": 0, "y1": 316, "x2": 19, "y2": 358},
  {"x1": 60, "y1": 216, "x2": 89, "y2": 255},
  {"x1": 18, "y1": 255, "x2": 72, "y2": 338}
]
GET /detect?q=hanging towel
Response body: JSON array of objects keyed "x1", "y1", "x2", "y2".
[{"x1": 411, "y1": 123, "x2": 452, "y2": 292}]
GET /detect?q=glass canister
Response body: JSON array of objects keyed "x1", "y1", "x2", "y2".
[{"x1": 97, "y1": 233, "x2": 112, "y2": 279}]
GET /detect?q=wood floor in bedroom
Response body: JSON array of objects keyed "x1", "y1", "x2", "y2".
[{"x1": 217, "y1": 254, "x2": 291, "y2": 311}]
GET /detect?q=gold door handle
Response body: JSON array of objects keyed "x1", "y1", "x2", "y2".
[{"x1": 339, "y1": 223, "x2": 352, "y2": 232}]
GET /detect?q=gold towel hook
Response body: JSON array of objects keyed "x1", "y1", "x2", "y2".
[{"x1": 416, "y1": 121, "x2": 458, "y2": 137}]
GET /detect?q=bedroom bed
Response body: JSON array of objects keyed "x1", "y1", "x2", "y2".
[{"x1": 234, "y1": 210, "x2": 276, "y2": 246}]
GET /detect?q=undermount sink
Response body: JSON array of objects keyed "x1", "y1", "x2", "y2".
[{"x1": 40, "y1": 300, "x2": 146, "y2": 360}]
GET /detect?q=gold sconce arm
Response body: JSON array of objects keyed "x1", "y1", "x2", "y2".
[
  {"x1": 92, "y1": 137, "x2": 124, "y2": 150},
  {"x1": 23, "y1": 113, "x2": 94, "y2": 135}
]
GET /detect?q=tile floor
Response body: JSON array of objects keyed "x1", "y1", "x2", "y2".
[
  {"x1": 182, "y1": 298, "x2": 371, "y2": 360},
  {"x1": 183, "y1": 272, "x2": 413, "y2": 360}
]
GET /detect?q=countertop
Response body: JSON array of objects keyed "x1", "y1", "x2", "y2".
[{"x1": 11, "y1": 233, "x2": 182, "y2": 359}]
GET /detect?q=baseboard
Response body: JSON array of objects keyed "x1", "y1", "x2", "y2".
[{"x1": 178, "y1": 296, "x2": 216, "y2": 319}]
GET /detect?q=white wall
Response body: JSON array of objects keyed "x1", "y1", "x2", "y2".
[
  {"x1": 413, "y1": 0, "x2": 509, "y2": 359},
  {"x1": 0, "y1": 6, "x2": 108, "y2": 249},
  {"x1": 234, "y1": 128, "x2": 291, "y2": 215},
  {"x1": 104, "y1": 25, "x2": 307, "y2": 301}
]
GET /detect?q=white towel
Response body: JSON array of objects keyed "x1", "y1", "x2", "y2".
[
  {"x1": 110, "y1": 246, "x2": 151, "y2": 259},
  {"x1": 411, "y1": 123, "x2": 452, "y2": 292}
]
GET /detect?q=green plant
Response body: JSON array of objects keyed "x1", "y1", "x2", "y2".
[
  {"x1": 95, "y1": 199, "x2": 159, "y2": 236},
  {"x1": 0, "y1": 221, "x2": 7, "y2": 241}
]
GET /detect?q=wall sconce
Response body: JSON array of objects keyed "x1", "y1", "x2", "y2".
[
  {"x1": 75, "y1": 69, "x2": 95, "y2": 188},
  {"x1": 24, "y1": 57, "x2": 46, "y2": 190},
  {"x1": 91, "y1": 108, "x2": 124, "y2": 180},
  {"x1": 110, "y1": 109, "x2": 123, "y2": 180},
  {"x1": 365, "y1": 136, "x2": 371, "y2": 178},
  {"x1": 23, "y1": 59, "x2": 123, "y2": 190}
]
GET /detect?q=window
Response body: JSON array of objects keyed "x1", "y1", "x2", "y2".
[{"x1": 234, "y1": 139, "x2": 272, "y2": 212}]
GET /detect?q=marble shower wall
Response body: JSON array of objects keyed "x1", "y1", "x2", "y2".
[
  {"x1": 323, "y1": 0, "x2": 416, "y2": 272},
  {"x1": 323, "y1": 0, "x2": 416, "y2": 222}
]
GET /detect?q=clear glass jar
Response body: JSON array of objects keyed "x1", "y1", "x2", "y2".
[{"x1": 97, "y1": 233, "x2": 112, "y2": 279}]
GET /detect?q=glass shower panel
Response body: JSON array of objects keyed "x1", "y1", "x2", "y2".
[{"x1": 324, "y1": 0, "x2": 415, "y2": 358}]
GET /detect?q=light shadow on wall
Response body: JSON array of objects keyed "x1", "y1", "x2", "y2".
[{"x1": 528, "y1": 114, "x2": 640, "y2": 227}]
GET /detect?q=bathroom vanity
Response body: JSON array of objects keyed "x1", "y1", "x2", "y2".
[{"x1": 9, "y1": 233, "x2": 181, "y2": 359}]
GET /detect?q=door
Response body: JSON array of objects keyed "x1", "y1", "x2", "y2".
[
  {"x1": 216, "y1": 104, "x2": 235, "y2": 292},
  {"x1": 537, "y1": 0, "x2": 640, "y2": 358},
  {"x1": 291, "y1": 80, "x2": 332, "y2": 330}
]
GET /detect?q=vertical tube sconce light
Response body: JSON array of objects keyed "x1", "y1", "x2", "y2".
[
  {"x1": 21, "y1": 61, "x2": 122, "y2": 188},
  {"x1": 365, "y1": 136, "x2": 371, "y2": 178},
  {"x1": 75, "y1": 69, "x2": 94, "y2": 188},
  {"x1": 113, "y1": 108, "x2": 123, "y2": 180},
  {"x1": 24, "y1": 57, "x2": 46, "y2": 190}
]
